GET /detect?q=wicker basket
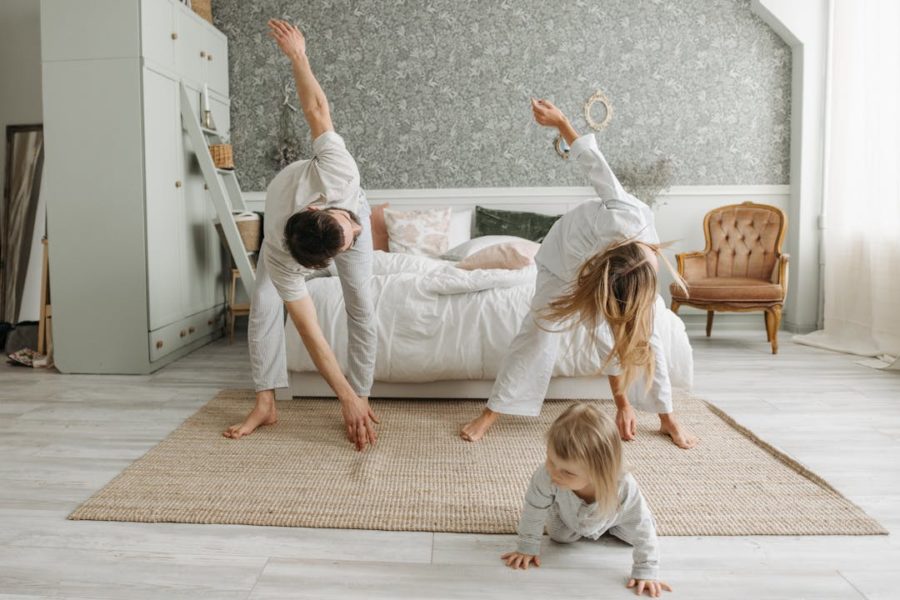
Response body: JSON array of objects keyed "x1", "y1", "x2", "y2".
[
  {"x1": 214, "y1": 212, "x2": 261, "y2": 253},
  {"x1": 209, "y1": 144, "x2": 234, "y2": 170},
  {"x1": 192, "y1": 0, "x2": 213, "y2": 24}
]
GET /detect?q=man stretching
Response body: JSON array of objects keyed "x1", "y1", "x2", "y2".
[{"x1": 223, "y1": 19, "x2": 378, "y2": 451}]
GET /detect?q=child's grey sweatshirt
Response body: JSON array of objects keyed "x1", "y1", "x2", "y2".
[{"x1": 515, "y1": 465, "x2": 660, "y2": 580}]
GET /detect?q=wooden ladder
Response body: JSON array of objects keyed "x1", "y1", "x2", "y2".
[{"x1": 179, "y1": 81, "x2": 256, "y2": 296}]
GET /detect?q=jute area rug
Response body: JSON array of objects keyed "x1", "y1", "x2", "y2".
[{"x1": 69, "y1": 390, "x2": 885, "y2": 536}]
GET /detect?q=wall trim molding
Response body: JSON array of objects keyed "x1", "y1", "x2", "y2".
[{"x1": 243, "y1": 184, "x2": 791, "y2": 206}]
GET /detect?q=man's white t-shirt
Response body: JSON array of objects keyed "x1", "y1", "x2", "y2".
[{"x1": 262, "y1": 131, "x2": 365, "y2": 302}]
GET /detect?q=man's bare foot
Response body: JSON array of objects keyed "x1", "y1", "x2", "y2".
[
  {"x1": 460, "y1": 408, "x2": 499, "y2": 442},
  {"x1": 658, "y1": 413, "x2": 698, "y2": 449},
  {"x1": 223, "y1": 393, "x2": 278, "y2": 439}
]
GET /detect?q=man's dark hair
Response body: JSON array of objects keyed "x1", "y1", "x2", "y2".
[{"x1": 284, "y1": 209, "x2": 346, "y2": 269}]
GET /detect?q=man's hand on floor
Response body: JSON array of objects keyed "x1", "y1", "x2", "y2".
[{"x1": 340, "y1": 394, "x2": 380, "y2": 451}]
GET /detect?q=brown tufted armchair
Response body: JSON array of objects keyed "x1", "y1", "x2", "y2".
[{"x1": 670, "y1": 202, "x2": 789, "y2": 354}]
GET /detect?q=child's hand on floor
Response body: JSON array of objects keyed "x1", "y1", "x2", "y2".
[
  {"x1": 627, "y1": 578, "x2": 673, "y2": 597},
  {"x1": 500, "y1": 551, "x2": 541, "y2": 570}
]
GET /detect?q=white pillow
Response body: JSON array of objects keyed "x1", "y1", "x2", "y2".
[
  {"x1": 448, "y1": 209, "x2": 473, "y2": 248},
  {"x1": 384, "y1": 207, "x2": 452, "y2": 257},
  {"x1": 441, "y1": 235, "x2": 533, "y2": 261}
]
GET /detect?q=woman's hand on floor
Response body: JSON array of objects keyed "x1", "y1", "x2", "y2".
[
  {"x1": 616, "y1": 404, "x2": 638, "y2": 441},
  {"x1": 501, "y1": 551, "x2": 541, "y2": 570}
]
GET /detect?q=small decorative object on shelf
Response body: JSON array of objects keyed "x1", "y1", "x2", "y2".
[
  {"x1": 213, "y1": 211, "x2": 261, "y2": 253},
  {"x1": 192, "y1": 0, "x2": 213, "y2": 24},
  {"x1": 202, "y1": 84, "x2": 216, "y2": 130},
  {"x1": 209, "y1": 143, "x2": 234, "y2": 170}
]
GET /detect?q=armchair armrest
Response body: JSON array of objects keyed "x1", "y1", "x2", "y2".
[
  {"x1": 675, "y1": 251, "x2": 707, "y2": 281},
  {"x1": 771, "y1": 253, "x2": 790, "y2": 296}
]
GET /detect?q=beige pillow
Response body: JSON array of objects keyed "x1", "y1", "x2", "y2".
[
  {"x1": 384, "y1": 207, "x2": 452, "y2": 257},
  {"x1": 369, "y1": 203, "x2": 390, "y2": 251},
  {"x1": 458, "y1": 240, "x2": 540, "y2": 270}
]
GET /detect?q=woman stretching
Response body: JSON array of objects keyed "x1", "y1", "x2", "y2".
[{"x1": 460, "y1": 99, "x2": 697, "y2": 449}]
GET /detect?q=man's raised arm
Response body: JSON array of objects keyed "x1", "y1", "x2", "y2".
[{"x1": 268, "y1": 19, "x2": 333, "y2": 140}]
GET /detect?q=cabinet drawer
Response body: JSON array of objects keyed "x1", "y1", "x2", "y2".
[
  {"x1": 141, "y1": 0, "x2": 176, "y2": 69},
  {"x1": 175, "y1": 8, "x2": 207, "y2": 86},
  {"x1": 149, "y1": 305, "x2": 224, "y2": 362},
  {"x1": 41, "y1": 0, "x2": 140, "y2": 62},
  {"x1": 205, "y1": 28, "x2": 229, "y2": 96},
  {"x1": 173, "y1": 4, "x2": 229, "y2": 97}
]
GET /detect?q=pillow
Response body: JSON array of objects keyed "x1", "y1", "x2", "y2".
[
  {"x1": 473, "y1": 206, "x2": 561, "y2": 242},
  {"x1": 448, "y1": 208, "x2": 473, "y2": 248},
  {"x1": 384, "y1": 207, "x2": 452, "y2": 257},
  {"x1": 369, "y1": 203, "x2": 390, "y2": 251},
  {"x1": 458, "y1": 240, "x2": 541, "y2": 271},
  {"x1": 441, "y1": 235, "x2": 531, "y2": 261}
]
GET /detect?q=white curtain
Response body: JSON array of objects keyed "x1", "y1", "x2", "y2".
[{"x1": 794, "y1": 0, "x2": 900, "y2": 368}]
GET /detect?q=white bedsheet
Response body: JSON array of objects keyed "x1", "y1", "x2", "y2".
[{"x1": 285, "y1": 252, "x2": 693, "y2": 389}]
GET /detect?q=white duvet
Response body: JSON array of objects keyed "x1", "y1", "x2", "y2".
[{"x1": 285, "y1": 252, "x2": 693, "y2": 390}]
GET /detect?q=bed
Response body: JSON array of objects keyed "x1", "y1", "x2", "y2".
[{"x1": 282, "y1": 251, "x2": 693, "y2": 400}]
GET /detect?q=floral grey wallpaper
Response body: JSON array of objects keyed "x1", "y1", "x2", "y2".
[{"x1": 212, "y1": 0, "x2": 791, "y2": 190}]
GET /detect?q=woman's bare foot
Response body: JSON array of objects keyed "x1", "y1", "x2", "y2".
[
  {"x1": 460, "y1": 408, "x2": 499, "y2": 442},
  {"x1": 223, "y1": 392, "x2": 278, "y2": 439},
  {"x1": 658, "y1": 413, "x2": 698, "y2": 449}
]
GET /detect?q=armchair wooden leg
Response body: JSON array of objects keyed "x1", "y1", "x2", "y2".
[
  {"x1": 764, "y1": 311, "x2": 772, "y2": 342},
  {"x1": 706, "y1": 311, "x2": 714, "y2": 337},
  {"x1": 769, "y1": 306, "x2": 782, "y2": 354},
  {"x1": 671, "y1": 300, "x2": 681, "y2": 314}
]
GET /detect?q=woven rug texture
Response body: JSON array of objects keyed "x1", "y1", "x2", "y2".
[{"x1": 69, "y1": 390, "x2": 886, "y2": 536}]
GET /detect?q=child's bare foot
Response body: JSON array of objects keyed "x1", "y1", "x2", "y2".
[
  {"x1": 460, "y1": 408, "x2": 499, "y2": 442},
  {"x1": 658, "y1": 413, "x2": 698, "y2": 449},
  {"x1": 223, "y1": 393, "x2": 278, "y2": 439}
]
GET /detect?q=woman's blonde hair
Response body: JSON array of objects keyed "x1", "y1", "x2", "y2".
[
  {"x1": 541, "y1": 238, "x2": 685, "y2": 392},
  {"x1": 547, "y1": 402, "x2": 623, "y2": 517}
]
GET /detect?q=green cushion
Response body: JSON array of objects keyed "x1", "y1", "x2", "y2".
[{"x1": 473, "y1": 206, "x2": 560, "y2": 243}]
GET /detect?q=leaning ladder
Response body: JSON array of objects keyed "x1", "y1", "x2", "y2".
[{"x1": 179, "y1": 81, "x2": 256, "y2": 296}]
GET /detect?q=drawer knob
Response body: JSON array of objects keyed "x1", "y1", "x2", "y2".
[
  {"x1": 179, "y1": 330, "x2": 187, "y2": 338},
  {"x1": 188, "y1": 326, "x2": 196, "y2": 334},
  {"x1": 175, "y1": 180, "x2": 182, "y2": 188},
  {"x1": 200, "y1": 50, "x2": 206, "y2": 58},
  {"x1": 207, "y1": 54, "x2": 213, "y2": 61},
  {"x1": 171, "y1": 32, "x2": 178, "y2": 40},
  {"x1": 156, "y1": 340, "x2": 163, "y2": 349},
  {"x1": 207, "y1": 319, "x2": 214, "y2": 325}
]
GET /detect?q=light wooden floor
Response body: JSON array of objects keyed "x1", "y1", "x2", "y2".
[{"x1": 1, "y1": 326, "x2": 898, "y2": 599}]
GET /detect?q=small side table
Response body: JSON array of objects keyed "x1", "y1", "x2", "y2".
[{"x1": 227, "y1": 268, "x2": 251, "y2": 344}]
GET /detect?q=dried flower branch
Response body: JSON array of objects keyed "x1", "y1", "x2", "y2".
[
  {"x1": 617, "y1": 157, "x2": 675, "y2": 208},
  {"x1": 273, "y1": 78, "x2": 302, "y2": 170}
]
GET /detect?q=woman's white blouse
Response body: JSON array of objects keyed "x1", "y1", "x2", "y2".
[{"x1": 535, "y1": 134, "x2": 660, "y2": 284}]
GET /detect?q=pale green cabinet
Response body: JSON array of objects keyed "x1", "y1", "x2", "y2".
[{"x1": 41, "y1": 0, "x2": 230, "y2": 373}]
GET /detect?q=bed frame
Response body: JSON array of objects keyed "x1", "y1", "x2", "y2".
[{"x1": 279, "y1": 373, "x2": 611, "y2": 401}]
